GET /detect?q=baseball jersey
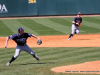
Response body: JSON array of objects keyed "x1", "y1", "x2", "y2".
[
  {"x1": 73, "y1": 17, "x2": 82, "y2": 26},
  {"x1": 8, "y1": 33, "x2": 32, "y2": 46}
]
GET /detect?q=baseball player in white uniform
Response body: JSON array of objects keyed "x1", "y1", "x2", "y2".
[
  {"x1": 68, "y1": 12, "x2": 82, "y2": 40},
  {"x1": 5, "y1": 27, "x2": 41, "y2": 66}
]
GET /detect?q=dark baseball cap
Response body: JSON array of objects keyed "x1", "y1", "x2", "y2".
[
  {"x1": 77, "y1": 12, "x2": 81, "y2": 15},
  {"x1": 18, "y1": 27, "x2": 24, "y2": 32}
]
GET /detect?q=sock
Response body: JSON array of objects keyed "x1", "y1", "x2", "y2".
[
  {"x1": 69, "y1": 34, "x2": 73, "y2": 38},
  {"x1": 33, "y1": 54, "x2": 36, "y2": 58},
  {"x1": 9, "y1": 56, "x2": 16, "y2": 63}
]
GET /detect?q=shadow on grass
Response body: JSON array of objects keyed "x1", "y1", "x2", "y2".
[{"x1": 19, "y1": 62, "x2": 55, "y2": 65}]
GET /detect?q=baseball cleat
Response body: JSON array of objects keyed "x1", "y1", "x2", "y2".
[
  {"x1": 6, "y1": 62, "x2": 10, "y2": 66},
  {"x1": 35, "y1": 55, "x2": 40, "y2": 61},
  {"x1": 68, "y1": 38, "x2": 71, "y2": 40}
]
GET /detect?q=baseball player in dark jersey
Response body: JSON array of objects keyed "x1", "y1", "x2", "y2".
[
  {"x1": 68, "y1": 12, "x2": 82, "y2": 40},
  {"x1": 5, "y1": 27, "x2": 41, "y2": 66}
]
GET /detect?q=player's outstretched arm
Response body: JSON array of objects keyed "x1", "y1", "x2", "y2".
[
  {"x1": 31, "y1": 34, "x2": 40, "y2": 40},
  {"x1": 5, "y1": 37, "x2": 9, "y2": 48},
  {"x1": 31, "y1": 34, "x2": 42, "y2": 45}
]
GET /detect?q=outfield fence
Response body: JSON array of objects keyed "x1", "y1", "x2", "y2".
[{"x1": 0, "y1": 0, "x2": 100, "y2": 17}]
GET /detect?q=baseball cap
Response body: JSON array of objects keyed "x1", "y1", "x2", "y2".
[
  {"x1": 18, "y1": 27, "x2": 24, "y2": 32},
  {"x1": 77, "y1": 12, "x2": 81, "y2": 15}
]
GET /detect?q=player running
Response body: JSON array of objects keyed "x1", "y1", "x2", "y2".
[
  {"x1": 68, "y1": 12, "x2": 82, "y2": 40},
  {"x1": 5, "y1": 27, "x2": 41, "y2": 66}
]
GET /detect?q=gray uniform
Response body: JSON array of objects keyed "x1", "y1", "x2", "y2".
[
  {"x1": 6, "y1": 27, "x2": 39, "y2": 66},
  {"x1": 8, "y1": 33, "x2": 35, "y2": 58},
  {"x1": 72, "y1": 17, "x2": 82, "y2": 34},
  {"x1": 68, "y1": 16, "x2": 82, "y2": 40}
]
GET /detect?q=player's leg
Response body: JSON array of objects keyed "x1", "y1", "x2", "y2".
[
  {"x1": 74, "y1": 29, "x2": 76, "y2": 34},
  {"x1": 7, "y1": 45, "x2": 22, "y2": 66},
  {"x1": 76, "y1": 27, "x2": 79, "y2": 34},
  {"x1": 23, "y1": 44, "x2": 39, "y2": 61},
  {"x1": 68, "y1": 24, "x2": 75, "y2": 40}
]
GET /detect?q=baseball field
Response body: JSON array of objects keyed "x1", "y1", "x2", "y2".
[{"x1": 0, "y1": 15, "x2": 100, "y2": 75}]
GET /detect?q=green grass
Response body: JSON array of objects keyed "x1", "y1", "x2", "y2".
[
  {"x1": 0, "y1": 16, "x2": 100, "y2": 75},
  {"x1": 1, "y1": 16, "x2": 100, "y2": 36},
  {"x1": 0, "y1": 20, "x2": 13, "y2": 36},
  {"x1": 0, "y1": 47, "x2": 100, "y2": 75}
]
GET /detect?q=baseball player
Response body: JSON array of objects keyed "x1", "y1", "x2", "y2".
[
  {"x1": 68, "y1": 12, "x2": 82, "y2": 40},
  {"x1": 5, "y1": 27, "x2": 41, "y2": 66}
]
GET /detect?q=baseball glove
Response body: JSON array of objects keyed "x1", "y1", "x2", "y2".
[{"x1": 37, "y1": 39, "x2": 42, "y2": 45}]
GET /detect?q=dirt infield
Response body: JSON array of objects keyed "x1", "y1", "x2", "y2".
[
  {"x1": 1, "y1": 34, "x2": 100, "y2": 74},
  {"x1": 51, "y1": 60, "x2": 100, "y2": 74},
  {"x1": 1, "y1": 34, "x2": 100, "y2": 48}
]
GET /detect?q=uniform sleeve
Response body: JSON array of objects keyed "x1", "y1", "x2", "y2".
[
  {"x1": 73, "y1": 17, "x2": 77, "y2": 21},
  {"x1": 8, "y1": 35, "x2": 15, "y2": 39},
  {"x1": 27, "y1": 33, "x2": 32, "y2": 37}
]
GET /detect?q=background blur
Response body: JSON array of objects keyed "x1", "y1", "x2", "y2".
[{"x1": 0, "y1": 0, "x2": 100, "y2": 17}]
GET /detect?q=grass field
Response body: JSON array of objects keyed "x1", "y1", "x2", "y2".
[
  {"x1": 1, "y1": 16, "x2": 100, "y2": 36},
  {"x1": 0, "y1": 16, "x2": 100, "y2": 75}
]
